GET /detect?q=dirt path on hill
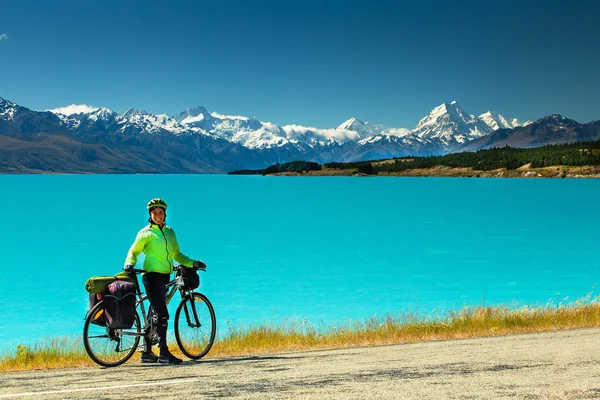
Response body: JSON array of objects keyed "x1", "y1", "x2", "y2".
[{"x1": 1, "y1": 328, "x2": 600, "y2": 399}]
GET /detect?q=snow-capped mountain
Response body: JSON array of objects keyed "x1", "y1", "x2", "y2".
[
  {"x1": 43, "y1": 99, "x2": 528, "y2": 157},
  {"x1": 0, "y1": 97, "x2": 19, "y2": 120},
  {"x1": 174, "y1": 106, "x2": 262, "y2": 133},
  {"x1": 337, "y1": 117, "x2": 379, "y2": 138},
  {"x1": 173, "y1": 106, "x2": 213, "y2": 128},
  {"x1": 120, "y1": 108, "x2": 190, "y2": 135},
  {"x1": 459, "y1": 114, "x2": 600, "y2": 152},
  {"x1": 54, "y1": 106, "x2": 119, "y2": 130},
  {"x1": 478, "y1": 111, "x2": 528, "y2": 131},
  {"x1": 174, "y1": 106, "x2": 288, "y2": 147},
  {"x1": 176, "y1": 107, "x2": 398, "y2": 149},
  {"x1": 52, "y1": 105, "x2": 197, "y2": 136},
  {"x1": 410, "y1": 101, "x2": 493, "y2": 146}
]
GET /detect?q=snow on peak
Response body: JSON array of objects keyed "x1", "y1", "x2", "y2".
[
  {"x1": 187, "y1": 106, "x2": 210, "y2": 115},
  {"x1": 337, "y1": 117, "x2": 365, "y2": 130},
  {"x1": 411, "y1": 101, "x2": 492, "y2": 143},
  {"x1": 0, "y1": 97, "x2": 18, "y2": 120},
  {"x1": 123, "y1": 108, "x2": 149, "y2": 118},
  {"x1": 93, "y1": 107, "x2": 115, "y2": 117},
  {"x1": 428, "y1": 103, "x2": 449, "y2": 119},
  {"x1": 0, "y1": 96, "x2": 16, "y2": 110},
  {"x1": 419, "y1": 101, "x2": 469, "y2": 127},
  {"x1": 48, "y1": 104, "x2": 99, "y2": 116},
  {"x1": 173, "y1": 106, "x2": 212, "y2": 123},
  {"x1": 336, "y1": 117, "x2": 377, "y2": 139},
  {"x1": 478, "y1": 111, "x2": 522, "y2": 130}
]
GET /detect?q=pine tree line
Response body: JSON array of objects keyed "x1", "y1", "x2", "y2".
[
  {"x1": 230, "y1": 140, "x2": 600, "y2": 175},
  {"x1": 375, "y1": 141, "x2": 600, "y2": 173},
  {"x1": 229, "y1": 161, "x2": 321, "y2": 175}
]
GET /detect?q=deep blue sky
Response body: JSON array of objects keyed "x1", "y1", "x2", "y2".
[{"x1": 1, "y1": 0, "x2": 599, "y2": 128}]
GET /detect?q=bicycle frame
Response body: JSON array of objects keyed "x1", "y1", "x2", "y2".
[{"x1": 122, "y1": 269, "x2": 196, "y2": 339}]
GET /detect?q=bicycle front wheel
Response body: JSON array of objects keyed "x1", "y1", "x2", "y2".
[
  {"x1": 83, "y1": 300, "x2": 142, "y2": 367},
  {"x1": 174, "y1": 292, "x2": 216, "y2": 359}
]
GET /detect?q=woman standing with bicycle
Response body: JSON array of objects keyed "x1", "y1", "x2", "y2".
[{"x1": 124, "y1": 198, "x2": 206, "y2": 364}]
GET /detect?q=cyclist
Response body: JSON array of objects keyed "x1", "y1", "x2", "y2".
[{"x1": 123, "y1": 198, "x2": 206, "y2": 364}]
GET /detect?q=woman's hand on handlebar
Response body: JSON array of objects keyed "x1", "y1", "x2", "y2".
[
  {"x1": 123, "y1": 265, "x2": 144, "y2": 274},
  {"x1": 193, "y1": 260, "x2": 206, "y2": 271}
]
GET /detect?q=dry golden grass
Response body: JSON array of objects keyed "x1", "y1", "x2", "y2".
[
  {"x1": 0, "y1": 338, "x2": 96, "y2": 371},
  {"x1": 212, "y1": 300, "x2": 600, "y2": 357},
  {"x1": 3, "y1": 300, "x2": 600, "y2": 372}
]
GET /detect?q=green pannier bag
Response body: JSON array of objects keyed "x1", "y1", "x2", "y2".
[{"x1": 85, "y1": 272, "x2": 136, "y2": 294}]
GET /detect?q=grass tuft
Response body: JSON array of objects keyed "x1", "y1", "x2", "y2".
[{"x1": 0, "y1": 338, "x2": 94, "y2": 371}]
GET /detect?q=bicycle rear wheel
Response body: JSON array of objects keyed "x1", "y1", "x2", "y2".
[
  {"x1": 83, "y1": 300, "x2": 142, "y2": 367},
  {"x1": 174, "y1": 293, "x2": 216, "y2": 359}
]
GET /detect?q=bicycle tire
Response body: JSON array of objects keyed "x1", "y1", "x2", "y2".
[
  {"x1": 83, "y1": 300, "x2": 142, "y2": 367},
  {"x1": 174, "y1": 292, "x2": 216, "y2": 359}
]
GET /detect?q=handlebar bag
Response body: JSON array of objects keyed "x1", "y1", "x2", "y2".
[{"x1": 179, "y1": 267, "x2": 199, "y2": 290}]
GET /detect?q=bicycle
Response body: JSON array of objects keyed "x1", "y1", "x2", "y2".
[{"x1": 83, "y1": 265, "x2": 216, "y2": 367}]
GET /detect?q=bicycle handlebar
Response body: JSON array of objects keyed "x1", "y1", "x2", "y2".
[
  {"x1": 124, "y1": 264, "x2": 206, "y2": 275},
  {"x1": 174, "y1": 264, "x2": 206, "y2": 272}
]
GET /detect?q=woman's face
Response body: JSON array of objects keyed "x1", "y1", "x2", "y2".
[{"x1": 150, "y1": 207, "x2": 165, "y2": 225}]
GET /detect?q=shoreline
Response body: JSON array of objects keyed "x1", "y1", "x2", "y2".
[
  {"x1": 3, "y1": 301, "x2": 600, "y2": 372},
  {"x1": 264, "y1": 164, "x2": 600, "y2": 178}
]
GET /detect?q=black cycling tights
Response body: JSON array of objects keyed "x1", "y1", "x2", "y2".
[{"x1": 142, "y1": 272, "x2": 170, "y2": 352}]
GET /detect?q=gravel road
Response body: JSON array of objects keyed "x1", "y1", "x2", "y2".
[{"x1": 1, "y1": 328, "x2": 599, "y2": 399}]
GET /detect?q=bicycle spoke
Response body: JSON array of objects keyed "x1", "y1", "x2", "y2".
[
  {"x1": 83, "y1": 301, "x2": 142, "y2": 367},
  {"x1": 174, "y1": 293, "x2": 216, "y2": 359}
]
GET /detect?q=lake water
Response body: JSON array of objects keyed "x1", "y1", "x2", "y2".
[{"x1": 1, "y1": 175, "x2": 599, "y2": 351}]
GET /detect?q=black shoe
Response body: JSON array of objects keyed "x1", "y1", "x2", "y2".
[
  {"x1": 140, "y1": 351, "x2": 158, "y2": 363},
  {"x1": 158, "y1": 352, "x2": 183, "y2": 364}
]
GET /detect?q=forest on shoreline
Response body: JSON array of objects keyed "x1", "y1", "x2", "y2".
[{"x1": 228, "y1": 140, "x2": 600, "y2": 177}]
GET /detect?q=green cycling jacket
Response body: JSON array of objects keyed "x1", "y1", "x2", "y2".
[{"x1": 125, "y1": 224, "x2": 194, "y2": 274}]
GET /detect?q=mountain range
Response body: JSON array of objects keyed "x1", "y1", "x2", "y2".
[{"x1": 1, "y1": 96, "x2": 599, "y2": 173}]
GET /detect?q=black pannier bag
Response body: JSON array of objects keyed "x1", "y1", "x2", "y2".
[
  {"x1": 104, "y1": 280, "x2": 137, "y2": 329},
  {"x1": 180, "y1": 267, "x2": 199, "y2": 290}
]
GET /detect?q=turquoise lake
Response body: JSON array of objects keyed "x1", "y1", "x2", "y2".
[{"x1": 1, "y1": 175, "x2": 599, "y2": 351}]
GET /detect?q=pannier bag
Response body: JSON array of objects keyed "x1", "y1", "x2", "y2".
[
  {"x1": 85, "y1": 272, "x2": 135, "y2": 294},
  {"x1": 104, "y1": 280, "x2": 137, "y2": 329},
  {"x1": 180, "y1": 267, "x2": 199, "y2": 290},
  {"x1": 87, "y1": 293, "x2": 106, "y2": 326}
]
